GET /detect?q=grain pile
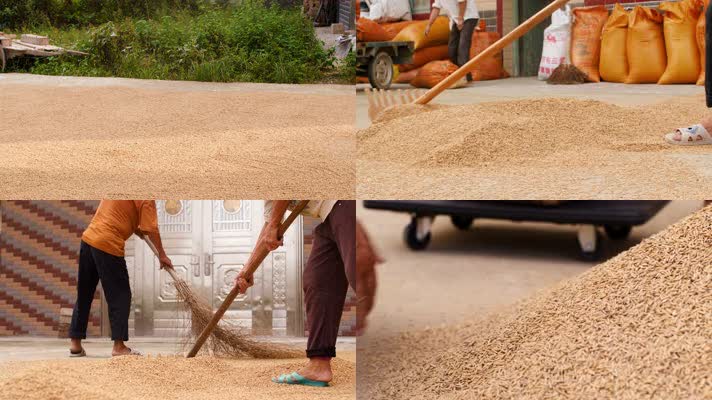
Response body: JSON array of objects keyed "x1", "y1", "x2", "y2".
[
  {"x1": 360, "y1": 206, "x2": 712, "y2": 400},
  {"x1": 0, "y1": 355, "x2": 355, "y2": 400},
  {"x1": 173, "y1": 278, "x2": 302, "y2": 359},
  {"x1": 0, "y1": 76, "x2": 355, "y2": 198},
  {"x1": 358, "y1": 96, "x2": 712, "y2": 198}
]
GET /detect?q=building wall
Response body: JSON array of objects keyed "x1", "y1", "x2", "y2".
[
  {"x1": 0, "y1": 201, "x2": 102, "y2": 337},
  {"x1": 413, "y1": 0, "x2": 499, "y2": 31},
  {"x1": 0, "y1": 201, "x2": 356, "y2": 337}
]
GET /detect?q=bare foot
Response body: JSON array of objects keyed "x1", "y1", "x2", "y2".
[
  {"x1": 69, "y1": 338, "x2": 83, "y2": 353},
  {"x1": 296, "y1": 357, "x2": 333, "y2": 382}
]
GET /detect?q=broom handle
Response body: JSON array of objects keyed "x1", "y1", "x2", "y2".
[
  {"x1": 415, "y1": 0, "x2": 571, "y2": 105},
  {"x1": 186, "y1": 200, "x2": 310, "y2": 358},
  {"x1": 142, "y1": 236, "x2": 181, "y2": 283}
]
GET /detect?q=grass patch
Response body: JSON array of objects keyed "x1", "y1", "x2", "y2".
[{"x1": 3, "y1": 1, "x2": 355, "y2": 84}]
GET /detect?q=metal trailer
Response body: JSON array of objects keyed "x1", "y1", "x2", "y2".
[
  {"x1": 362, "y1": 200, "x2": 670, "y2": 261},
  {"x1": 356, "y1": 40, "x2": 414, "y2": 89}
]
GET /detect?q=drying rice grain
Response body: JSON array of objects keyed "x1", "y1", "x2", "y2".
[
  {"x1": 0, "y1": 356, "x2": 355, "y2": 400},
  {"x1": 358, "y1": 96, "x2": 712, "y2": 199},
  {"x1": 360, "y1": 206, "x2": 712, "y2": 400}
]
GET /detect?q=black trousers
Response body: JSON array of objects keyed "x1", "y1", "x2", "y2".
[
  {"x1": 304, "y1": 200, "x2": 356, "y2": 358},
  {"x1": 448, "y1": 18, "x2": 478, "y2": 81},
  {"x1": 69, "y1": 241, "x2": 131, "y2": 341},
  {"x1": 707, "y1": 5, "x2": 712, "y2": 107}
]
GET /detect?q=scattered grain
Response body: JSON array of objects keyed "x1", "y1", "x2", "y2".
[{"x1": 360, "y1": 206, "x2": 712, "y2": 400}]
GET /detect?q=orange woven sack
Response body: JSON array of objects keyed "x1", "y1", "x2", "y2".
[
  {"x1": 697, "y1": 0, "x2": 709, "y2": 85},
  {"x1": 469, "y1": 29, "x2": 509, "y2": 81},
  {"x1": 658, "y1": 0, "x2": 701, "y2": 84},
  {"x1": 626, "y1": 6, "x2": 667, "y2": 83},
  {"x1": 392, "y1": 16, "x2": 450, "y2": 50},
  {"x1": 571, "y1": 6, "x2": 609, "y2": 82},
  {"x1": 357, "y1": 18, "x2": 392, "y2": 42},
  {"x1": 382, "y1": 20, "x2": 417, "y2": 39},
  {"x1": 395, "y1": 67, "x2": 421, "y2": 83},
  {"x1": 600, "y1": 4, "x2": 629, "y2": 82},
  {"x1": 411, "y1": 60, "x2": 458, "y2": 88},
  {"x1": 399, "y1": 45, "x2": 450, "y2": 71}
]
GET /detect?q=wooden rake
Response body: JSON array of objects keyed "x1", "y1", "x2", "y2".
[
  {"x1": 366, "y1": 0, "x2": 572, "y2": 121},
  {"x1": 186, "y1": 200, "x2": 309, "y2": 358}
]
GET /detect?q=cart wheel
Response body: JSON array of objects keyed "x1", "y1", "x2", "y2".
[
  {"x1": 579, "y1": 232, "x2": 604, "y2": 261},
  {"x1": 451, "y1": 215, "x2": 474, "y2": 230},
  {"x1": 368, "y1": 51, "x2": 393, "y2": 90},
  {"x1": 404, "y1": 220, "x2": 431, "y2": 251},
  {"x1": 604, "y1": 225, "x2": 632, "y2": 240}
]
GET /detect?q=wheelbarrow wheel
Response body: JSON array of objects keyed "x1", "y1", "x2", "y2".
[
  {"x1": 403, "y1": 219, "x2": 431, "y2": 251},
  {"x1": 368, "y1": 50, "x2": 393, "y2": 90}
]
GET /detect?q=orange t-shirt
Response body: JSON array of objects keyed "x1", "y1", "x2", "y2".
[{"x1": 82, "y1": 200, "x2": 159, "y2": 257}]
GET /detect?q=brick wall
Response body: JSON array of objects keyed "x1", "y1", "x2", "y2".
[{"x1": 0, "y1": 201, "x2": 101, "y2": 337}]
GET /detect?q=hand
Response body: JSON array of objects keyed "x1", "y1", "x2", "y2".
[
  {"x1": 424, "y1": 23, "x2": 432, "y2": 37},
  {"x1": 235, "y1": 269, "x2": 254, "y2": 294},
  {"x1": 159, "y1": 254, "x2": 173, "y2": 270},
  {"x1": 262, "y1": 224, "x2": 283, "y2": 251},
  {"x1": 355, "y1": 222, "x2": 383, "y2": 335},
  {"x1": 456, "y1": 16, "x2": 464, "y2": 31}
]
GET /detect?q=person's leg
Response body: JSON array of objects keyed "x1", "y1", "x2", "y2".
[
  {"x1": 458, "y1": 18, "x2": 478, "y2": 81},
  {"x1": 448, "y1": 21, "x2": 461, "y2": 66},
  {"x1": 90, "y1": 246, "x2": 133, "y2": 356},
  {"x1": 298, "y1": 219, "x2": 349, "y2": 382},
  {"x1": 327, "y1": 201, "x2": 356, "y2": 291},
  {"x1": 68, "y1": 241, "x2": 100, "y2": 354}
]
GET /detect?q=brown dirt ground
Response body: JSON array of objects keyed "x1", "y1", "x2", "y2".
[
  {"x1": 358, "y1": 96, "x2": 712, "y2": 199},
  {"x1": 0, "y1": 82, "x2": 355, "y2": 198},
  {"x1": 0, "y1": 355, "x2": 355, "y2": 400}
]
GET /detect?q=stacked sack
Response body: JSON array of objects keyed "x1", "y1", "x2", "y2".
[
  {"x1": 538, "y1": 5, "x2": 573, "y2": 80},
  {"x1": 563, "y1": 0, "x2": 707, "y2": 85},
  {"x1": 392, "y1": 16, "x2": 451, "y2": 84}
]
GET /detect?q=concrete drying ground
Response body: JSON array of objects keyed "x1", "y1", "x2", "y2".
[
  {"x1": 0, "y1": 337, "x2": 355, "y2": 400},
  {"x1": 356, "y1": 200, "x2": 705, "y2": 395},
  {"x1": 356, "y1": 79, "x2": 712, "y2": 199},
  {"x1": 0, "y1": 74, "x2": 355, "y2": 198}
]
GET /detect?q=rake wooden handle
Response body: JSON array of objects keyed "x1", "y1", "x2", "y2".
[
  {"x1": 186, "y1": 200, "x2": 310, "y2": 358},
  {"x1": 416, "y1": 0, "x2": 572, "y2": 105},
  {"x1": 142, "y1": 236, "x2": 181, "y2": 283}
]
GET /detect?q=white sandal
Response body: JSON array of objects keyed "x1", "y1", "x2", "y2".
[
  {"x1": 112, "y1": 347, "x2": 142, "y2": 357},
  {"x1": 665, "y1": 124, "x2": 712, "y2": 145},
  {"x1": 69, "y1": 348, "x2": 86, "y2": 357}
]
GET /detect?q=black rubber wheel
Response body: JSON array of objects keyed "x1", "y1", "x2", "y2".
[
  {"x1": 403, "y1": 220, "x2": 431, "y2": 251},
  {"x1": 579, "y1": 232, "x2": 604, "y2": 262},
  {"x1": 368, "y1": 51, "x2": 393, "y2": 90},
  {"x1": 604, "y1": 224, "x2": 632, "y2": 240},
  {"x1": 451, "y1": 215, "x2": 474, "y2": 230}
]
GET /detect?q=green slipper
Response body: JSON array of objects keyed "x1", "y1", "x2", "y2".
[{"x1": 272, "y1": 372, "x2": 329, "y2": 387}]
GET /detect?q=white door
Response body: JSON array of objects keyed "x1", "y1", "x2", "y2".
[{"x1": 125, "y1": 200, "x2": 304, "y2": 337}]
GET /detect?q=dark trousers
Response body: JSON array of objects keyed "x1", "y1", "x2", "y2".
[
  {"x1": 304, "y1": 200, "x2": 356, "y2": 358},
  {"x1": 706, "y1": 4, "x2": 712, "y2": 107},
  {"x1": 448, "y1": 18, "x2": 478, "y2": 81},
  {"x1": 69, "y1": 241, "x2": 131, "y2": 341}
]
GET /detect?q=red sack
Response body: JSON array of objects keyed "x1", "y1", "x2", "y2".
[
  {"x1": 571, "y1": 6, "x2": 609, "y2": 82},
  {"x1": 395, "y1": 67, "x2": 421, "y2": 83},
  {"x1": 411, "y1": 60, "x2": 459, "y2": 88},
  {"x1": 399, "y1": 45, "x2": 450, "y2": 71},
  {"x1": 357, "y1": 18, "x2": 392, "y2": 42},
  {"x1": 469, "y1": 30, "x2": 510, "y2": 81}
]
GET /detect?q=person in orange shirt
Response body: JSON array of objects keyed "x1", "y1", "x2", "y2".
[{"x1": 69, "y1": 200, "x2": 172, "y2": 357}]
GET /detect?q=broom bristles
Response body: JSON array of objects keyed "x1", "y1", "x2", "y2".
[{"x1": 172, "y1": 278, "x2": 303, "y2": 359}]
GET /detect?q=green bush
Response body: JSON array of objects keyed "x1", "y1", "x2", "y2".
[{"x1": 5, "y1": 1, "x2": 353, "y2": 84}]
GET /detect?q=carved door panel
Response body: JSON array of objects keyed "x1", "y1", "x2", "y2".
[{"x1": 133, "y1": 200, "x2": 304, "y2": 337}]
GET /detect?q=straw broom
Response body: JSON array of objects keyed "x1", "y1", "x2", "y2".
[{"x1": 142, "y1": 236, "x2": 301, "y2": 359}]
